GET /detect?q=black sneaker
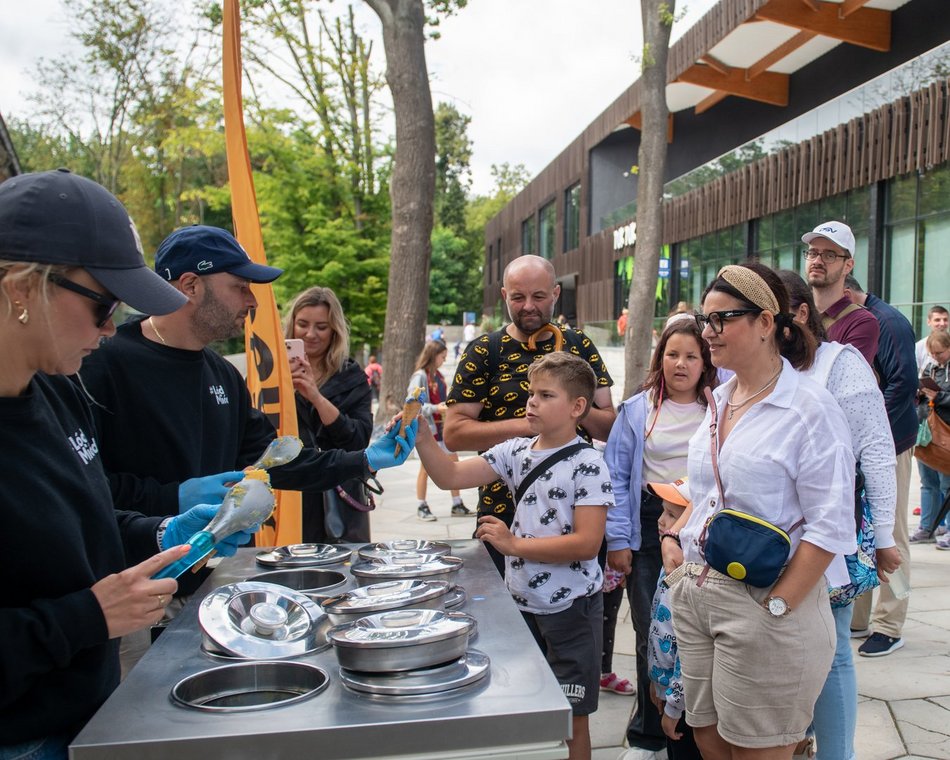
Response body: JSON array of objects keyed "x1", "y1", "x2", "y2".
[
  {"x1": 417, "y1": 504, "x2": 437, "y2": 522},
  {"x1": 858, "y1": 632, "x2": 904, "y2": 657},
  {"x1": 451, "y1": 502, "x2": 473, "y2": 516}
]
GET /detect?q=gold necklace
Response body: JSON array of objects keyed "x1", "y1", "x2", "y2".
[
  {"x1": 726, "y1": 366, "x2": 781, "y2": 420},
  {"x1": 148, "y1": 316, "x2": 168, "y2": 346}
]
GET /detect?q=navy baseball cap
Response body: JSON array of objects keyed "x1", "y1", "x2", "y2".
[
  {"x1": 154, "y1": 225, "x2": 283, "y2": 284},
  {"x1": 0, "y1": 169, "x2": 187, "y2": 315}
]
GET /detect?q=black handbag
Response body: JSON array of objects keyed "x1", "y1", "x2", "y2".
[{"x1": 323, "y1": 479, "x2": 375, "y2": 542}]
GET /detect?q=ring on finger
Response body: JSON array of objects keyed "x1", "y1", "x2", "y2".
[{"x1": 157, "y1": 594, "x2": 166, "y2": 607}]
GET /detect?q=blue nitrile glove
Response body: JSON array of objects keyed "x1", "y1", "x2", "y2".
[
  {"x1": 178, "y1": 471, "x2": 245, "y2": 513},
  {"x1": 213, "y1": 522, "x2": 262, "y2": 557},
  {"x1": 161, "y1": 504, "x2": 216, "y2": 549},
  {"x1": 365, "y1": 420, "x2": 417, "y2": 471}
]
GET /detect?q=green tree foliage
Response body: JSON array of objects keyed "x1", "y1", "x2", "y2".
[{"x1": 433, "y1": 101, "x2": 472, "y2": 235}]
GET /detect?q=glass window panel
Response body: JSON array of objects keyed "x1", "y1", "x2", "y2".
[
  {"x1": 820, "y1": 193, "x2": 846, "y2": 223},
  {"x1": 796, "y1": 202, "x2": 819, "y2": 235},
  {"x1": 851, "y1": 232, "x2": 869, "y2": 289},
  {"x1": 920, "y1": 214, "x2": 950, "y2": 305},
  {"x1": 887, "y1": 173, "x2": 917, "y2": 223},
  {"x1": 919, "y1": 165, "x2": 950, "y2": 217},
  {"x1": 539, "y1": 202, "x2": 556, "y2": 260},
  {"x1": 776, "y1": 245, "x2": 796, "y2": 273},
  {"x1": 563, "y1": 184, "x2": 580, "y2": 252},
  {"x1": 847, "y1": 187, "x2": 870, "y2": 231},
  {"x1": 521, "y1": 217, "x2": 536, "y2": 254},
  {"x1": 774, "y1": 210, "x2": 795, "y2": 247},
  {"x1": 756, "y1": 216, "x2": 773, "y2": 253},
  {"x1": 885, "y1": 222, "x2": 916, "y2": 306}
]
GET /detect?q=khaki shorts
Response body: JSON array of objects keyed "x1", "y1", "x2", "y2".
[{"x1": 667, "y1": 564, "x2": 834, "y2": 748}]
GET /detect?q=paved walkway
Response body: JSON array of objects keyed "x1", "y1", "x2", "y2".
[{"x1": 368, "y1": 347, "x2": 950, "y2": 760}]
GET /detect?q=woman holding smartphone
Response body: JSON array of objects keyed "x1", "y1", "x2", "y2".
[{"x1": 284, "y1": 286, "x2": 373, "y2": 542}]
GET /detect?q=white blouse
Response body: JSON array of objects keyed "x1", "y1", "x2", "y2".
[
  {"x1": 681, "y1": 357, "x2": 858, "y2": 588},
  {"x1": 804, "y1": 342, "x2": 897, "y2": 549}
]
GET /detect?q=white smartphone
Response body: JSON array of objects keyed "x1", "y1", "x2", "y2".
[{"x1": 284, "y1": 338, "x2": 306, "y2": 363}]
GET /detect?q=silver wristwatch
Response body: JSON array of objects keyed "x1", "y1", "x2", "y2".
[{"x1": 766, "y1": 596, "x2": 790, "y2": 617}]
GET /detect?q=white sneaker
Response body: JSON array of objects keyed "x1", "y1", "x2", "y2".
[{"x1": 936, "y1": 534, "x2": 950, "y2": 550}]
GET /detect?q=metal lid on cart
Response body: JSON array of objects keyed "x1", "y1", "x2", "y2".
[
  {"x1": 350, "y1": 555, "x2": 464, "y2": 581},
  {"x1": 199, "y1": 581, "x2": 329, "y2": 660},
  {"x1": 321, "y1": 579, "x2": 451, "y2": 617},
  {"x1": 339, "y1": 649, "x2": 491, "y2": 697},
  {"x1": 327, "y1": 609, "x2": 474, "y2": 650},
  {"x1": 357, "y1": 539, "x2": 451, "y2": 562},
  {"x1": 255, "y1": 543, "x2": 351, "y2": 568}
]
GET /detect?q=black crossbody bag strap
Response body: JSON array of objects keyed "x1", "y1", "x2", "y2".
[{"x1": 514, "y1": 442, "x2": 592, "y2": 505}]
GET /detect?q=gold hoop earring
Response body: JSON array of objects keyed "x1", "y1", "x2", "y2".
[{"x1": 14, "y1": 301, "x2": 28, "y2": 325}]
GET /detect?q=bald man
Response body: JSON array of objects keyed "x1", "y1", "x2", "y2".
[{"x1": 445, "y1": 255, "x2": 615, "y2": 573}]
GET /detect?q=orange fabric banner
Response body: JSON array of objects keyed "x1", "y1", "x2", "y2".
[{"x1": 223, "y1": 0, "x2": 301, "y2": 545}]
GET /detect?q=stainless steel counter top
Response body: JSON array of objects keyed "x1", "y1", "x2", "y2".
[{"x1": 71, "y1": 540, "x2": 571, "y2": 759}]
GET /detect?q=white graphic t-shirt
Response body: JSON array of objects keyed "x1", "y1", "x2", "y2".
[{"x1": 482, "y1": 435, "x2": 613, "y2": 614}]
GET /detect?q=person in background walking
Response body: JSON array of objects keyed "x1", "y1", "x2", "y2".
[
  {"x1": 409, "y1": 340, "x2": 471, "y2": 521},
  {"x1": 844, "y1": 275, "x2": 919, "y2": 657},
  {"x1": 918, "y1": 331, "x2": 950, "y2": 547},
  {"x1": 285, "y1": 286, "x2": 373, "y2": 543},
  {"x1": 604, "y1": 319, "x2": 717, "y2": 755},
  {"x1": 915, "y1": 305, "x2": 948, "y2": 372},
  {"x1": 365, "y1": 355, "x2": 383, "y2": 402}
]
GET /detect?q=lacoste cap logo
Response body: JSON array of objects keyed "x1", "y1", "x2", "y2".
[{"x1": 197, "y1": 260, "x2": 213, "y2": 271}]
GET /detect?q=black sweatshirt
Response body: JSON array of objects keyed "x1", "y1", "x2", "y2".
[
  {"x1": 0, "y1": 374, "x2": 162, "y2": 745},
  {"x1": 78, "y1": 318, "x2": 368, "y2": 519}
]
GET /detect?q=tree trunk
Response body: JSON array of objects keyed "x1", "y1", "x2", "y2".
[
  {"x1": 365, "y1": 0, "x2": 434, "y2": 422},
  {"x1": 623, "y1": 0, "x2": 675, "y2": 399}
]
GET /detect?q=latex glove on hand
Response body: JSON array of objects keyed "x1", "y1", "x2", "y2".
[
  {"x1": 178, "y1": 471, "x2": 244, "y2": 512},
  {"x1": 214, "y1": 522, "x2": 261, "y2": 557},
  {"x1": 161, "y1": 504, "x2": 216, "y2": 549},
  {"x1": 365, "y1": 420, "x2": 417, "y2": 471}
]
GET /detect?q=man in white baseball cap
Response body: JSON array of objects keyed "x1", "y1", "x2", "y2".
[{"x1": 804, "y1": 220, "x2": 879, "y2": 365}]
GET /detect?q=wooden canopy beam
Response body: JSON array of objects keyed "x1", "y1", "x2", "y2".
[
  {"x1": 695, "y1": 90, "x2": 730, "y2": 115},
  {"x1": 624, "y1": 112, "x2": 675, "y2": 143},
  {"x1": 839, "y1": 0, "x2": 872, "y2": 19},
  {"x1": 677, "y1": 62, "x2": 789, "y2": 107},
  {"x1": 747, "y1": 29, "x2": 817, "y2": 80},
  {"x1": 756, "y1": 0, "x2": 890, "y2": 52}
]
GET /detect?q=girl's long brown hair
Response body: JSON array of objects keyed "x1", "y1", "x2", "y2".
[{"x1": 639, "y1": 319, "x2": 717, "y2": 406}]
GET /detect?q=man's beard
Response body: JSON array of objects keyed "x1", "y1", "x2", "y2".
[
  {"x1": 510, "y1": 306, "x2": 552, "y2": 335},
  {"x1": 193, "y1": 288, "x2": 246, "y2": 345}
]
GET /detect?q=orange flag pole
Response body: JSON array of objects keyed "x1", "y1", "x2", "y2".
[{"x1": 222, "y1": 0, "x2": 301, "y2": 545}]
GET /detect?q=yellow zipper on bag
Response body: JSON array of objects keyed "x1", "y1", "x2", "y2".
[{"x1": 717, "y1": 509, "x2": 792, "y2": 545}]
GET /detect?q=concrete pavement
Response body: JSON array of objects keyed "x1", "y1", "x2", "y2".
[{"x1": 368, "y1": 346, "x2": 950, "y2": 760}]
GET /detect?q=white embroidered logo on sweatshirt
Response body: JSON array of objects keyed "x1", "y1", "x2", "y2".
[
  {"x1": 68, "y1": 428, "x2": 99, "y2": 465},
  {"x1": 209, "y1": 385, "x2": 229, "y2": 405}
]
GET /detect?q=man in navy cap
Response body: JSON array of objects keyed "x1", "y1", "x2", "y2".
[{"x1": 79, "y1": 224, "x2": 413, "y2": 669}]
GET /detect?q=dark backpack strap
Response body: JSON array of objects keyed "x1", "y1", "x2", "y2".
[{"x1": 514, "y1": 442, "x2": 592, "y2": 505}]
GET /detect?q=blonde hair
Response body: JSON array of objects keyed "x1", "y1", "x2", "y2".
[
  {"x1": 927, "y1": 330, "x2": 950, "y2": 353},
  {"x1": 0, "y1": 261, "x2": 71, "y2": 317},
  {"x1": 284, "y1": 286, "x2": 349, "y2": 384}
]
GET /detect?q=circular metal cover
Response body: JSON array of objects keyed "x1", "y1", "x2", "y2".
[
  {"x1": 338, "y1": 649, "x2": 490, "y2": 697},
  {"x1": 327, "y1": 609, "x2": 474, "y2": 650},
  {"x1": 349, "y1": 555, "x2": 464, "y2": 583},
  {"x1": 255, "y1": 544, "x2": 352, "y2": 568},
  {"x1": 320, "y1": 580, "x2": 451, "y2": 620},
  {"x1": 244, "y1": 568, "x2": 348, "y2": 600},
  {"x1": 444, "y1": 586, "x2": 466, "y2": 609},
  {"x1": 357, "y1": 540, "x2": 451, "y2": 562},
  {"x1": 199, "y1": 581, "x2": 329, "y2": 660},
  {"x1": 171, "y1": 661, "x2": 329, "y2": 712}
]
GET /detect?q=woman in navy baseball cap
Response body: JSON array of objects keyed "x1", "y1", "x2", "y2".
[{"x1": 0, "y1": 170, "x2": 227, "y2": 758}]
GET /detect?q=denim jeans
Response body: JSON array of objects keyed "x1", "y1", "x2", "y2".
[
  {"x1": 918, "y1": 460, "x2": 950, "y2": 532},
  {"x1": 624, "y1": 491, "x2": 666, "y2": 751},
  {"x1": 0, "y1": 734, "x2": 70, "y2": 760},
  {"x1": 812, "y1": 603, "x2": 857, "y2": 760}
]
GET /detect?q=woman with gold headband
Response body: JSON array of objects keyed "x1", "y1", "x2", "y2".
[{"x1": 665, "y1": 262, "x2": 857, "y2": 759}]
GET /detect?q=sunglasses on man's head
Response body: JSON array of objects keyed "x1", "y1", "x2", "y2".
[{"x1": 49, "y1": 274, "x2": 120, "y2": 328}]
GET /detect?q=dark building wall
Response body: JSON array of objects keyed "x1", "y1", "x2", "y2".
[{"x1": 589, "y1": 129, "x2": 639, "y2": 234}]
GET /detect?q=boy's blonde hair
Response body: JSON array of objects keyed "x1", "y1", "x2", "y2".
[{"x1": 527, "y1": 352, "x2": 596, "y2": 417}]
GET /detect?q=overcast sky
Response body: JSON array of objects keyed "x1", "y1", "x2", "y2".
[{"x1": 0, "y1": 0, "x2": 718, "y2": 195}]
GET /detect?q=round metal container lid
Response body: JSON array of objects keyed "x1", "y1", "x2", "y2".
[
  {"x1": 339, "y1": 649, "x2": 490, "y2": 696},
  {"x1": 199, "y1": 581, "x2": 329, "y2": 660},
  {"x1": 255, "y1": 544, "x2": 351, "y2": 568},
  {"x1": 357, "y1": 539, "x2": 451, "y2": 562},
  {"x1": 320, "y1": 579, "x2": 450, "y2": 617},
  {"x1": 349, "y1": 555, "x2": 464, "y2": 581},
  {"x1": 327, "y1": 609, "x2": 474, "y2": 650}
]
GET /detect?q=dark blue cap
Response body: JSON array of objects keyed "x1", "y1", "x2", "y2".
[
  {"x1": 0, "y1": 169, "x2": 187, "y2": 315},
  {"x1": 154, "y1": 225, "x2": 283, "y2": 284}
]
